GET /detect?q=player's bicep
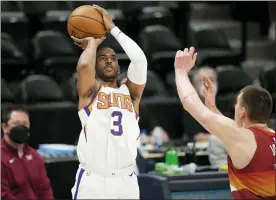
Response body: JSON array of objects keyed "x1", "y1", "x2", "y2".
[
  {"x1": 126, "y1": 79, "x2": 145, "y2": 114},
  {"x1": 126, "y1": 79, "x2": 145, "y2": 101}
]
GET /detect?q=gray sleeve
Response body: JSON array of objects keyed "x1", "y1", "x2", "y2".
[{"x1": 208, "y1": 135, "x2": 228, "y2": 168}]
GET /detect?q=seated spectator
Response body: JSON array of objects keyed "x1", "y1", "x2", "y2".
[
  {"x1": 1, "y1": 105, "x2": 54, "y2": 200},
  {"x1": 190, "y1": 67, "x2": 227, "y2": 167},
  {"x1": 201, "y1": 75, "x2": 228, "y2": 168},
  {"x1": 191, "y1": 66, "x2": 218, "y2": 141}
]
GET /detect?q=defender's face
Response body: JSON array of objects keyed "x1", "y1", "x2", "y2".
[{"x1": 96, "y1": 48, "x2": 119, "y2": 81}]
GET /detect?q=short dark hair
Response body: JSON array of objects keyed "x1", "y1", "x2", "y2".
[
  {"x1": 96, "y1": 45, "x2": 114, "y2": 56},
  {"x1": 2, "y1": 105, "x2": 29, "y2": 123},
  {"x1": 240, "y1": 85, "x2": 273, "y2": 123}
]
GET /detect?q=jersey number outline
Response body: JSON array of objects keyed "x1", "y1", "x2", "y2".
[{"x1": 111, "y1": 111, "x2": 123, "y2": 136}]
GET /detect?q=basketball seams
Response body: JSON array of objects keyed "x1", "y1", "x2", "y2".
[
  {"x1": 67, "y1": 5, "x2": 106, "y2": 38},
  {"x1": 68, "y1": 23, "x2": 105, "y2": 37},
  {"x1": 69, "y1": 15, "x2": 105, "y2": 26}
]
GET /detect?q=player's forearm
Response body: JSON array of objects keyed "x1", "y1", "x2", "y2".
[
  {"x1": 77, "y1": 41, "x2": 97, "y2": 68},
  {"x1": 111, "y1": 27, "x2": 146, "y2": 64},
  {"x1": 111, "y1": 26, "x2": 147, "y2": 84},
  {"x1": 175, "y1": 72, "x2": 210, "y2": 122},
  {"x1": 175, "y1": 73, "x2": 198, "y2": 105},
  {"x1": 76, "y1": 41, "x2": 98, "y2": 99},
  {"x1": 209, "y1": 105, "x2": 223, "y2": 116}
]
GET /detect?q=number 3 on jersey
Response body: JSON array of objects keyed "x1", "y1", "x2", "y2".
[{"x1": 111, "y1": 111, "x2": 123, "y2": 136}]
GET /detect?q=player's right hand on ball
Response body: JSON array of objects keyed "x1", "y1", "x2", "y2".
[
  {"x1": 93, "y1": 4, "x2": 115, "y2": 32},
  {"x1": 71, "y1": 36, "x2": 106, "y2": 50}
]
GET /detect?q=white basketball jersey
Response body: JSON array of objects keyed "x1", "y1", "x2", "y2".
[{"x1": 77, "y1": 84, "x2": 140, "y2": 172}]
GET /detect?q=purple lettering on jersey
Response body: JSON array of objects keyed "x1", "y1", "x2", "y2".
[{"x1": 111, "y1": 111, "x2": 123, "y2": 136}]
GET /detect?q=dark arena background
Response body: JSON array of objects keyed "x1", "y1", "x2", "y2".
[{"x1": 1, "y1": 1, "x2": 276, "y2": 199}]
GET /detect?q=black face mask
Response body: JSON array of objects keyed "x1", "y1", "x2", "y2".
[{"x1": 9, "y1": 125, "x2": 30, "y2": 144}]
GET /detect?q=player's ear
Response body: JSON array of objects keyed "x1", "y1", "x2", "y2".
[
  {"x1": 240, "y1": 107, "x2": 246, "y2": 120},
  {"x1": 118, "y1": 65, "x2": 120, "y2": 74}
]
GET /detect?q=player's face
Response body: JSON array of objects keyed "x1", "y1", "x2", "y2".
[
  {"x1": 96, "y1": 48, "x2": 119, "y2": 81},
  {"x1": 234, "y1": 93, "x2": 246, "y2": 127}
]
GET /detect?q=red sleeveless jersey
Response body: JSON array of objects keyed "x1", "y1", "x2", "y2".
[{"x1": 228, "y1": 126, "x2": 276, "y2": 199}]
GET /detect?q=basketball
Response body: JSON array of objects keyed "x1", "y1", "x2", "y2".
[{"x1": 67, "y1": 5, "x2": 106, "y2": 39}]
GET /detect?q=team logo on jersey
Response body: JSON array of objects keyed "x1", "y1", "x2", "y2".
[{"x1": 97, "y1": 92, "x2": 133, "y2": 112}]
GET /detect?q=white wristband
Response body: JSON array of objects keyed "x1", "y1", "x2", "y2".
[{"x1": 110, "y1": 26, "x2": 121, "y2": 38}]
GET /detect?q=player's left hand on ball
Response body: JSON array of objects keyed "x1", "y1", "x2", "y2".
[
  {"x1": 71, "y1": 36, "x2": 106, "y2": 49},
  {"x1": 93, "y1": 4, "x2": 115, "y2": 32},
  {"x1": 174, "y1": 47, "x2": 197, "y2": 74}
]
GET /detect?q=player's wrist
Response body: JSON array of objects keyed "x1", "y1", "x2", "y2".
[
  {"x1": 108, "y1": 23, "x2": 116, "y2": 32},
  {"x1": 110, "y1": 26, "x2": 121, "y2": 37}
]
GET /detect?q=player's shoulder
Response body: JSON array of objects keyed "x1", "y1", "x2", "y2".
[{"x1": 119, "y1": 83, "x2": 130, "y2": 93}]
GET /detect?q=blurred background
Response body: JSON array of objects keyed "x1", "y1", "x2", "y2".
[{"x1": 1, "y1": 1, "x2": 276, "y2": 199}]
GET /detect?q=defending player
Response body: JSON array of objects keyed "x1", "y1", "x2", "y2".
[
  {"x1": 70, "y1": 5, "x2": 147, "y2": 199},
  {"x1": 174, "y1": 47, "x2": 275, "y2": 199}
]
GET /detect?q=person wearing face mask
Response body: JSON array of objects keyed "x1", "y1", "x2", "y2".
[
  {"x1": 192, "y1": 66, "x2": 218, "y2": 142},
  {"x1": 182, "y1": 66, "x2": 227, "y2": 168},
  {"x1": 1, "y1": 105, "x2": 54, "y2": 200}
]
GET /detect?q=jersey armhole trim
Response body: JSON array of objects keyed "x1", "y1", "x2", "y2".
[
  {"x1": 83, "y1": 85, "x2": 102, "y2": 116},
  {"x1": 123, "y1": 83, "x2": 140, "y2": 120}
]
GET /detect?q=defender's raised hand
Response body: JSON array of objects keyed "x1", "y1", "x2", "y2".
[
  {"x1": 93, "y1": 4, "x2": 115, "y2": 32},
  {"x1": 71, "y1": 36, "x2": 106, "y2": 50},
  {"x1": 202, "y1": 76, "x2": 216, "y2": 108},
  {"x1": 174, "y1": 47, "x2": 197, "y2": 74}
]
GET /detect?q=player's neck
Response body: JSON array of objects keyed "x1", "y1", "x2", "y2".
[
  {"x1": 99, "y1": 80, "x2": 118, "y2": 88},
  {"x1": 247, "y1": 122, "x2": 268, "y2": 129}
]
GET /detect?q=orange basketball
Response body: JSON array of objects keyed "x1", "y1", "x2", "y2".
[{"x1": 67, "y1": 5, "x2": 106, "y2": 39}]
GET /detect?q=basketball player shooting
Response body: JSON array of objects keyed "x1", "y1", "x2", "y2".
[
  {"x1": 174, "y1": 47, "x2": 275, "y2": 199},
  {"x1": 70, "y1": 5, "x2": 147, "y2": 199}
]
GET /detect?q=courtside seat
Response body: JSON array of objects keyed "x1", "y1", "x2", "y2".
[
  {"x1": 216, "y1": 66, "x2": 252, "y2": 115},
  {"x1": 41, "y1": 11, "x2": 71, "y2": 34},
  {"x1": 17, "y1": 74, "x2": 81, "y2": 148},
  {"x1": 216, "y1": 66, "x2": 253, "y2": 96},
  {"x1": 139, "y1": 97, "x2": 184, "y2": 138},
  {"x1": 1, "y1": 33, "x2": 29, "y2": 81},
  {"x1": 17, "y1": 74, "x2": 65, "y2": 103},
  {"x1": 70, "y1": 1, "x2": 107, "y2": 9},
  {"x1": 60, "y1": 72, "x2": 78, "y2": 103},
  {"x1": 1, "y1": 79, "x2": 15, "y2": 103},
  {"x1": 33, "y1": 30, "x2": 79, "y2": 83},
  {"x1": 21, "y1": 1, "x2": 70, "y2": 16},
  {"x1": 1, "y1": 12, "x2": 29, "y2": 51},
  {"x1": 138, "y1": 25, "x2": 181, "y2": 78},
  {"x1": 26, "y1": 102, "x2": 80, "y2": 149},
  {"x1": 1, "y1": 1, "x2": 23, "y2": 12},
  {"x1": 259, "y1": 64, "x2": 276, "y2": 95},
  {"x1": 117, "y1": 2, "x2": 158, "y2": 14},
  {"x1": 193, "y1": 29, "x2": 242, "y2": 66},
  {"x1": 138, "y1": 6, "x2": 174, "y2": 30}
]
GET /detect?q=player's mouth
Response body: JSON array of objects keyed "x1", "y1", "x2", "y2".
[{"x1": 104, "y1": 66, "x2": 114, "y2": 72}]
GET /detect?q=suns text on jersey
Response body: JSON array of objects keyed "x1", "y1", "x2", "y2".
[{"x1": 97, "y1": 92, "x2": 133, "y2": 112}]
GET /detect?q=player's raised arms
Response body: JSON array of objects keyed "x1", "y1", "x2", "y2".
[
  {"x1": 174, "y1": 48, "x2": 256, "y2": 169},
  {"x1": 71, "y1": 36, "x2": 105, "y2": 110}
]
